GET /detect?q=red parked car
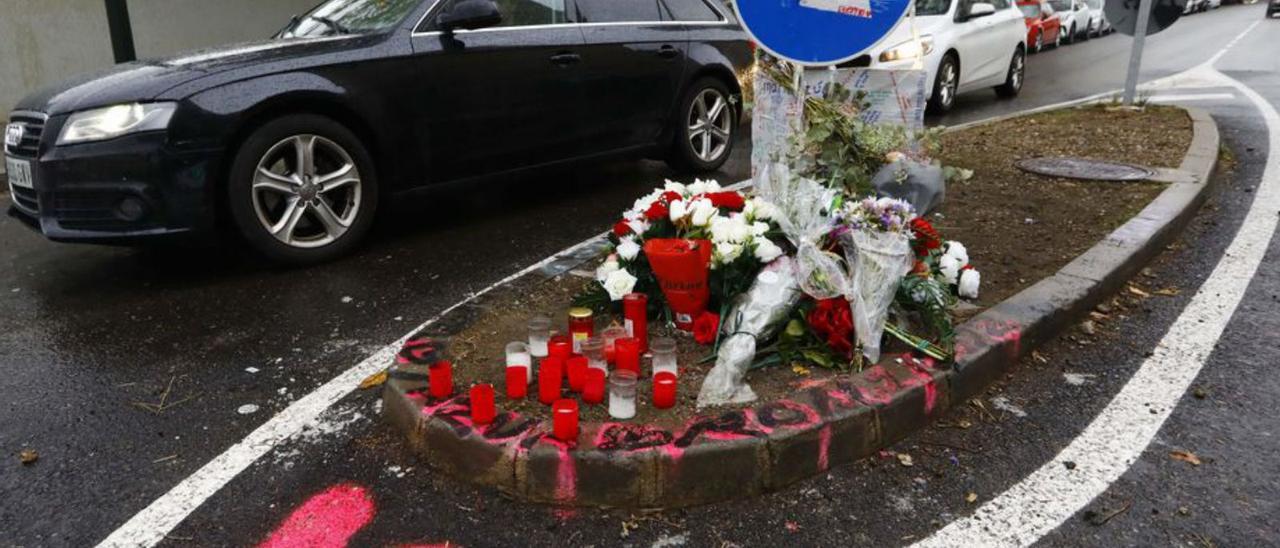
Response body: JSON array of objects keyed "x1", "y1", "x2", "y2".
[{"x1": 1018, "y1": 0, "x2": 1062, "y2": 53}]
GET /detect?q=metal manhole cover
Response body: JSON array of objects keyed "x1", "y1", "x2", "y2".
[{"x1": 1015, "y1": 157, "x2": 1157, "y2": 182}]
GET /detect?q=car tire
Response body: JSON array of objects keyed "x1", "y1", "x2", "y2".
[
  {"x1": 666, "y1": 77, "x2": 737, "y2": 173},
  {"x1": 1066, "y1": 24, "x2": 1076, "y2": 44},
  {"x1": 927, "y1": 53, "x2": 960, "y2": 115},
  {"x1": 227, "y1": 114, "x2": 379, "y2": 265},
  {"x1": 994, "y1": 48, "x2": 1025, "y2": 98}
]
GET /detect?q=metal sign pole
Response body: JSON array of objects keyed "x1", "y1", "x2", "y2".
[{"x1": 1122, "y1": 0, "x2": 1154, "y2": 105}]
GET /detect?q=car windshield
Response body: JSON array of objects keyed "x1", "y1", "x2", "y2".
[
  {"x1": 279, "y1": 0, "x2": 420, "y2": 38},
  {"x1": 1047, "y1": 0, "x2": 1071, "y2": 10},
  {"x1": 916, "y1": 0, "x2": 953, "y2": 16},
  {"x1": 1019, "y1": 3, "x2": 1042, "y2": 16}
]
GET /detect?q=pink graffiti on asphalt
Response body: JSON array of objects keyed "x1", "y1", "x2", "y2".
[{"x1": 260, "y1": 483, "x2": 375, "y2": 548}]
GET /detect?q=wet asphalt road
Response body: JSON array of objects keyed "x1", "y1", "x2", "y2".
[{"x1": 3, "y1": 5, "x2": 1278, "y2": 546}]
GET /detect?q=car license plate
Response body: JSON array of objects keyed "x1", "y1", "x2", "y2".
[{"x1": 5, "y1": 157, "x2": 33, "y2": 190}]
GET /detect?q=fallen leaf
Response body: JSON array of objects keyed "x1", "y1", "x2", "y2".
[
  {"x1": 1154, "y1": 287, "x2": 1181, "y2": 297},
  {"x1": 1128, "y1": 286, "x2": 1151, "y2": 298},
  {"x1": 965, "y1": 492, "x2": 978, "y2": 504},
  {"x1": 792, "y1": 364, "x2": 812, "y2": 377},
  {"x1": 1170, "y1": 450, "x2": 1202, "y2": 466},
  {"x1": 897, "y1": 453, "x2": 915, "y2": 467},
  {"x1": 19, "y1": 449, "x2": 38, "y2": 465},
  {"x1": 359, "y1": 370, "x2": 389, "y2": 390}
]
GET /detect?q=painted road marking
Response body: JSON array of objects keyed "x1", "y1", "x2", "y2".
[
  {"x1": 96, "y1": 234, "x2": 607, "y2": 548},
  {"x1": 1146, "y1": 92, "x2": 1236, "y2": 103},
  {"x1": 914, "y1": 26, "x2": 1275, "y2": 548}
]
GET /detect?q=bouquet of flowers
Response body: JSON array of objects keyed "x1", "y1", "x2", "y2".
[
  {"x1": 891, "y1": 216, "x2": 981, "y2": 357},
  {"x1": 837, "y1": 196, "x2": 918, "y2": 362}
]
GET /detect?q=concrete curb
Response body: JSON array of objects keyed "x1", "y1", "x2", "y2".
[{"x1": 381, "y1": 106, "x2": 1219, "y2": 509}]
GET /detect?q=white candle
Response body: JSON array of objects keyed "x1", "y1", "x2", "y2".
[
  {"x1": 506, "y1": 342, "x2": 534, "y2": 385},
  {"x1": 609, "y1": 392, "x2": 637, "y2": 420}
]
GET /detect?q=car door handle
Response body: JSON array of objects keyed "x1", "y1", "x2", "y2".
[
  {"x1": 658, "y1": 45, "x2": 680, "y2": 59},
  {"x1": 550, "y1": 53, "x2": 581, "y2": 66}
]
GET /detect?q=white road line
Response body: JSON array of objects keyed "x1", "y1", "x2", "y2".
[
  {"x1": 1146, "y1": 93, "x2": 1236, "y2": 103},
  {"x1": 96, "y1": 233, "x2": 606, "y2": 547},
  {"x1": 914, "y1": 29, "x2": 1275, "y2": 548}
]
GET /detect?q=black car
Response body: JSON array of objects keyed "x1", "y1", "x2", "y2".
[{"x1": 4, "y1": 0, "x2": 750, "y2": 263}]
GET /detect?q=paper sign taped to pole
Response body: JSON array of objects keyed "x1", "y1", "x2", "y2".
[{"x1": 799, "y1": 0, "x2": 873, "y2": 18}]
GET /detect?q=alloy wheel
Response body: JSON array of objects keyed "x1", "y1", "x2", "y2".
[
  {"x1": 1011, "y1": 52, "x2": 1025, "y2": 92},
  {"x1": 939, "y1": 60, "x2": 958, "y2": 108},
  {"x1": 251, "y1": 134, "x2": 363, "y2": 249},
  {"x1": 687, "y1": 88, "x2": 733, "y2": 164},
  {"x1": 1035, "y1": 33, "x2": 1043, "y2": 53}
]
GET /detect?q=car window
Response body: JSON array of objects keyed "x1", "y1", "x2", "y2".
[
  {"x1": 571, "y1": 0, "x2": 664, "y2": 23},
  {"x1": 1019, "y1": 3, "x2": 1041, "y2": 16},
  {"x1": 990, "y1": 0, "x2": 1011, "y2": 9},
  {"x1": 281, "y1": 0, "x2": 420, "y2": 38},
  {"x1": 1047, "y1": 0, "x2": 1071, "y2": 10},
  {"x1": 916, "y1": 0, "x2": 953, "y2": 15},
  {"x1": 423, "y1": 0, "x2": 567, "y2": 31},
  {"x1": 659, "y1": 0, "x2": 723, "y2": 22}
]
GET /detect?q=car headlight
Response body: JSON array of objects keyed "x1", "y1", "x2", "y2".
[
  {"x1": 57, "y1": 103, "x2": 177, "y2": 145},
  {"x1": 879, "y1": 36, "x2": 934, "y2": 63}
]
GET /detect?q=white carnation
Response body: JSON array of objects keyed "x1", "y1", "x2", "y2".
[
  {"x1": 616, "y1": 237, "x2": 641, "y2": 261},
  {"x1": 958, "y1": 268, "x2": 981, "y2": 299},
  {"x1": 939, "y1": 254, "x2": 961, "y2": 285},
  {"x1": 728, "y1": 215, "x2": 752, "y2": 242},
  {"x1": 753, "y1": 238, "x2": 784, "y2": 263},
  {"x1": 687, "y1": 178, "x2": 722, "y2": 196},
  {"x1": 945, "y1": 241, "x2": 969, "y2": 266},
  {"x1": 663, "y1": 180, "x2": 687, "y2": 195},
  {"x1": 669, "y1": 199, "x2": 688, "y2": 223},
  {"x1": 709, "y1": 215, "x2": 733, "y2": 243},
  {"x1": 595, "y1": 258, "x2": 621, "y2": 283},
  {"x1": 626, "y1": 218, "x2": 650, "y2": 236},
  {"x1": 690, "y1": 198, "x2": 716, "y2": 227},
  {"x1": 716, "y1": 241, "x2": 743, "y2": 263},
  {"x1": 752, "y1": 221, "x2": 770, "y2": 237},
  {"x1": 750, "y1": 197, "x2": 779, "y2": 221},
  {"x1": 602, "y1": 268, "x2": 638, "y2": 301}
]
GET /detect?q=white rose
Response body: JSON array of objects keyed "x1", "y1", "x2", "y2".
[
  {"x1": 945, "y1": 241, "x2": 969, "y2": 266},
  {"x1": 669, "y1": 199, "x2": 688, "y2": 223},
  {"x1": 626, "y1": 218, "x2": 650, "y2": 236},
  {"x1": 700, "y1": 178, "x2": 722, "y2": 192},
  {"x1": 631, "y1": 190, "x2": 662, "y2": 215},
  {"x1": 602, "y1": 269, "x2": 638, "y2": 301},
  {"x1": 716, "y1": 241, "x2": 743, "y2": 263},
  {"x1": 750, "y1": 197, "x2": 779, "y2": 221},
  {"x1": 595, "y1": 258, "x2": 621, "y2": 283},
  {"x1": 939, "y1": 254, "x2": 961, "y2": 285},
  {"x1": 690, "y1": 198, "x2": 716, "y2": 227},
  {"x1": 663, "y1": 180, "x2": 687, "y2": 195},
  {"x1": 709, "y1": 215, "x2": 732, "y2": 243},
  {"x1": 752, "y1": 221, "x2": 770, "y2": 237},
  {"x1": 728, "y1": 215, "x2": 752, "y2": 242},
  {"x1": 742, "y1": 199, "x2": 756, "y2": 219},
  {"x1": 753, "y1": 238, "x2": 783, "y2": 263},
  {"x1": 616, "y1": 237, "x2": 641, "y2": 261},
  {"x1": 958, "y1": 268, "x2": 981, "y2": 299}
]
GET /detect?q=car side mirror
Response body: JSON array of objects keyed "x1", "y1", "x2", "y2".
[
  {"x1": 437, "y1": 0, "x2": 502, "y2": 32},
  {"x1": 968, "y1": 2, "x2": 997, "y2": 18}
]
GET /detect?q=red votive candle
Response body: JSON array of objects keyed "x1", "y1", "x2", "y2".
[
  {"x1": 653, "y1": 372, "x2": 677, "y2": 409},
  {"x1": 549, "y1": 335, "x2": 573, "y2": 360},
  {"x1": 505, "y1": 366, "x2": 527, "y2": 400},
  {"x1": 552, "y1": 399, "x2": 579, "y2": 442},
  {"x1": 615, "y1": 337, "x2": 641, "y2": 375},
  {"x1": 539, "y1": 358, "x2": 564, "y2": 405},
  {"x1": 567, "y1": 355, "x2": 589, "y2": 393},
  {"x1": 583, "y1": 368, "x2": 606, "y2": 405},
  {"x1": 429, "y1": 360, "x2": 453, "y2": 399},
  {"x1": 470, "y1": 384, "x2": 496, "y2": 425},
  {"x1": 623, "y1": 293, "x2": 649, "y2": 353}
]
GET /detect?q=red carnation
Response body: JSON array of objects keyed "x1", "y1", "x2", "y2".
[
  {"x1": 910, "y1": 218, "x2": 942, "y2": 257},
  {"x1": 708, "y1": 191, "x2": 746, "y2": 211},
  {"x1": 807, "y1": 298, "x2": 855, "y2": 358},
  {"x1": 693, "y1": 311, "x2": 721, "y2": 345},
  {"x1": 644, "y1": 200, "x2": 669, "y2": 221},
  {"x1": 614, "y1": 220, "x2": 632, "y2": 237}
]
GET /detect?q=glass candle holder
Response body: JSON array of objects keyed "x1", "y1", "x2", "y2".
[
  {"x1": 608, "y1": 369, "x2": 638, "y2": 420},
  {"x1": 429, "y1": 360, "x2": 453, "y2": 399},
  {"x1": 528, "y1": 315, "x2": 551, "y2": 358},
  {"x1": 566, "y1": 356, "x2": 589, "y2": 393},
  {"x1": 653, "y1": 372, "x2": 677, "y2": 409},
  {"x1": 583, "y1": 368, "x2": 606, "y2": 405},
  {"x1": 505, "y1": 341, "x2": 533, "y2": 385},
  {"x1": 552, "y1": 399, "x2": 580, "y2": 442},
  {"x1": 650, "y1": 337, "x2": 678, "y2": 376},
  {"x1": 582, "y1": 336, "x2": 607, "y2": 372},
  {"x1": 470, "y1": 384, "x2": 496, "y2": 425},
  {"x1": 601, "y1": 325, "x2": 628, "y2": 363},
  {"x1": 505, "y1": 366, "x2": 527, "y2": 400},
  {"x1": 538, "y1": 358, "x2": 563, "y2": 405},
  {"x1": 548, "y1": 334, "x2": 573, "y2": 360},
  {"x1": 615, "y1": 337, "x2": 641, "y2": 375},
  {"x1": 568, "y1": 307, "x2": 595, "y2": 353}
]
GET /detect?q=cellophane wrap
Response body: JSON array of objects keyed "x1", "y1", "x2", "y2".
[
  {"x1": 839, "y1": 229, "x2": 914, "y2": 362},
  {"x1": 697, "y1": 257, "x2": 803, "y2": 407},
  {"x1": 756, "y1": 164, "x2": 846, "y2": 300}
]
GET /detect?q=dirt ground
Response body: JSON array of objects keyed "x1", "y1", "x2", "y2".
[{"x1": 439, "y1": 105, "x2": 1194, "y2": 424}]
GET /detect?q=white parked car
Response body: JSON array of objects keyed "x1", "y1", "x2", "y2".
[
  {"x1": 868, "y1": 0, "x2": 1027, "y2": 114},
  {"x1": 1048, "y1": 0, "x2": 1091, "y2": 43},
  {"x1": 1083, "y1": 0, "x2": 1108, "y2": 36}
]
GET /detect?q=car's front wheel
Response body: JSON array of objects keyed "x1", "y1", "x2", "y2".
[
  {"x1": 666, "y1": 77, "x2": 737, "y2": 173},
  {"x1": 227, "y1": 114, "x2": 378, "y2": 264},
  {"x1": 995, "y1": 48, "x2": 1026, "y2": 98},
  {"x1": 927, "y1": 54, "x2": 960, "y2": 114}
]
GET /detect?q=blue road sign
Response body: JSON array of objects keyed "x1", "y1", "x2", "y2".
[{"x1": 733, "y1": 0, "x2": 914, "y2": 66}]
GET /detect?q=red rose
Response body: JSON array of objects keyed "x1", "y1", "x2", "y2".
[
  {"x1": 662, "y1": 191, "x2": 684, "y2": 204},
  {"x1": 708, "y1": 191, "x2": 746, "y2": 211},
  {"x1": 807, "y1": 299, "x2": 855, "y2": 358},
  {"x1": 644, "y1": 201, "x2": 669, "y2": 221},
  {"x1": 910, "y1": 218, "x2": 942, "y2": 258},
  {"x1": 613, "y1": 220, "x2": 632, "y2": 237},
  {"x1": 693, "y1": 311, "x2": 720, "y2": 345}
]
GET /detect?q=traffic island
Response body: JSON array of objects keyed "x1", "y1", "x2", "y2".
[{"x1": 381, "y1": 104, "x2": 1217, "y2": 508}]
